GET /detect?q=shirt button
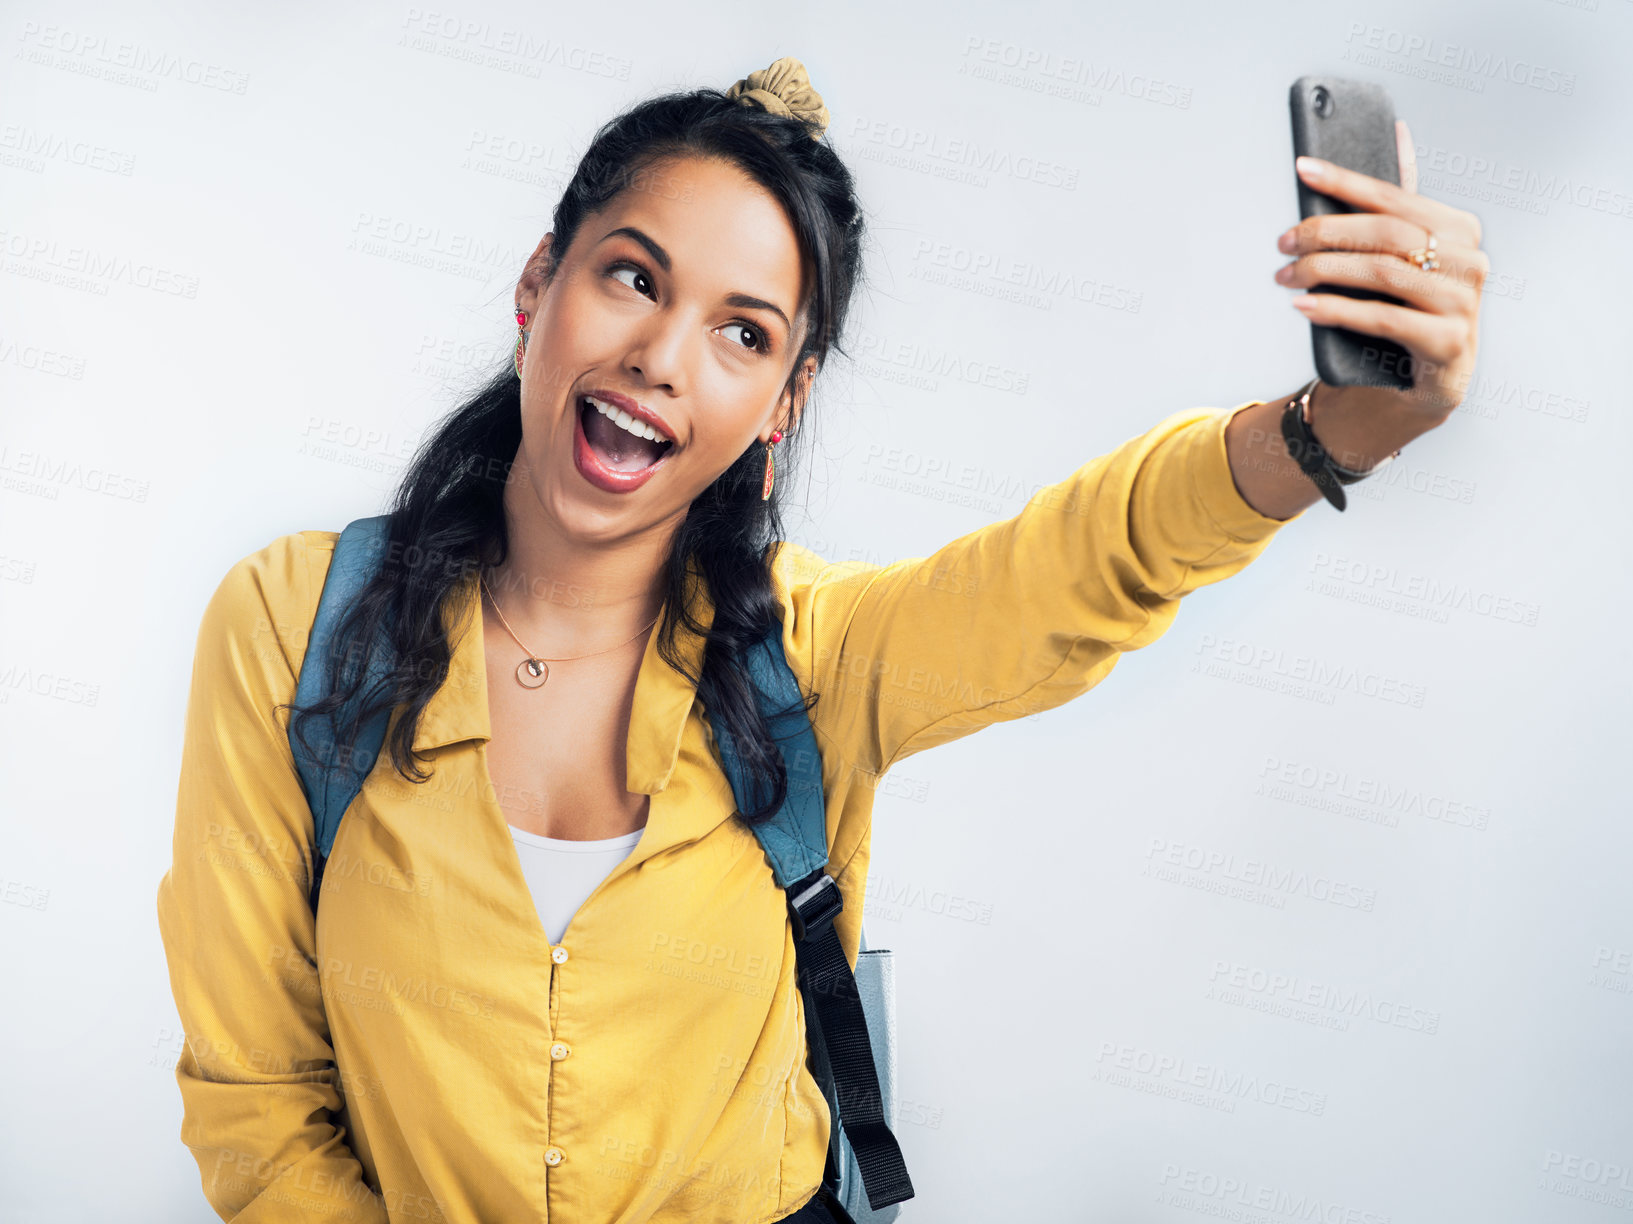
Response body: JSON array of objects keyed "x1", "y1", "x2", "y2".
[
  {"x1": 544, "y1": 1146, "x2": 565, "y2": 1167},
  {"x1": 551, "y1": 946, "x2": 569, "y2": 964},
  {"x1": 550, "y1": 1042, "x2": 571, "y2": 1061}
]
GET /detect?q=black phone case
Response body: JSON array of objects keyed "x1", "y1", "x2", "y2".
[{"x1": 1289, "y1": 75, "x2": 1413, "y2": 390}]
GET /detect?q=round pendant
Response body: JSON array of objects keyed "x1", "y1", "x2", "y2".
[{"x1": 516, "y1": 657, "x2": 550, "y2": 689}]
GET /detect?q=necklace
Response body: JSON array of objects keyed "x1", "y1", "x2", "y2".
[{"x1": 480, "y1": 573, "x2": 662, "y2": 690}]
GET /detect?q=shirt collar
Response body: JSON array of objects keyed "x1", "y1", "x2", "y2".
[{"x1": 409, "y1": 558, "x2": 715, "y2": 795}]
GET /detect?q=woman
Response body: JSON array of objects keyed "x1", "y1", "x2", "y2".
[{"x1": 156, "y1": 56, "x2": 1487, "y2": 1224}]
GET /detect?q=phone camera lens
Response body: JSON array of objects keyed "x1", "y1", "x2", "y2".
[{"x1": 1312, "y1": 85, "x2": 1334, "y2": 118}]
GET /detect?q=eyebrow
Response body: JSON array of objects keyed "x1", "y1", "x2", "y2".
[{"x1": 599, "y1": 225, "x2": 791, "y2": 334}]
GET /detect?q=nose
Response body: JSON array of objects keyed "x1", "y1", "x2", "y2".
[{"x1": 622, "y1": 306, "x2": 689, "y2": 396}]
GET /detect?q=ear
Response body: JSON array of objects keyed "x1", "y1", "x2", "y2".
[
  {"x1": 516, "y1": 233, "x2": 556, "y2": 316},
  {"x1": 770, "y1": 356, "x2": 819, "y2": 441}
]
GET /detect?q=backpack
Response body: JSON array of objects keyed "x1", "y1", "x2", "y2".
[{"x1": 288, "y1": 515, "x2": 915, "y2": 1218}]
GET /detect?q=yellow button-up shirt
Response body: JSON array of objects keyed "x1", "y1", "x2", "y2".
[{"x1": 157, "y1": 401, "x2": 1304, "y2": 1223}]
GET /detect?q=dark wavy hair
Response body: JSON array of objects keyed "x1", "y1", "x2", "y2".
[{"x1": 278, "y1": 81, "x2": 868, "y2": 824}]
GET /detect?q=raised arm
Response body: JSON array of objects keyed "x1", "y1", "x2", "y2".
[
  {"x1": 775, "y1": 401, "x2": 1307, "y2": 778},
  {"x1": 775, "y1": 129, "x2": 1490, "y2": 778},
  {"x1": 156, "y1": 536, "x2": 390, "y2": 1222}
]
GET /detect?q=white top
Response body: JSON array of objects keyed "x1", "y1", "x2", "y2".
[{"x1": 508, "y1": 824, "x2": 644, "y2": 945}]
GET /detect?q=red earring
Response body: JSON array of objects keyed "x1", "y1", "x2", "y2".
[
  {"x1": 761, "y1": 430, "x2": 783, "y2": 501},
  {"x1": 513, "y1": 308, "x2": 529, "y2": 379}
]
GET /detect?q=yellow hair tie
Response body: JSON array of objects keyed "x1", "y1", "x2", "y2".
[{"x1": 725, "y1": 55, "x2": 830, "y2": 139}]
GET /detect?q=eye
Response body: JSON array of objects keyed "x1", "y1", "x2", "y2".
[
  {"x1": 606, "y1": 258, "x2": 771, "y2": 355},
  {"x1": 606, "y1": 260, "x2": 655, "y2": 298},
  {"x1": 720, "y1": 321, "x2": 771, "y2": 355}
]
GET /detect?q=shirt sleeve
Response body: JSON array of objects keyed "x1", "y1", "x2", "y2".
[
  {"x1": 155, "y1": 533, "x2": 390, "y2": 1223},
  {"x1": 776, "y1": 400, "x2": 1308, "y2": 776}
]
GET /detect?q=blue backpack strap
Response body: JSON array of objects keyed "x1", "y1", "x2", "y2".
[
  {"x1": 709, "y1": 626, "x2": 830, "y2": 887},
  {"x1": 290, "y1": 515, "x2": 397, "y2": 915},
  {"x1": 705, "y1": 622, "x2": 915, "y2": 1212}
]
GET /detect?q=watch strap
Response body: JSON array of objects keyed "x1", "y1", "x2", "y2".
[{"x1": 1279, "y1": 378, "x2": 1399, "y2": 512}]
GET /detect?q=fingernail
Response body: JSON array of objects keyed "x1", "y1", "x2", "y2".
[
  {"x1": 1292, "y1": 296, "x2": 1318, "y2": 312},
  {"x1": 1297, "y1": 156, "x2": 1325, "y2": 178},
  {"x1": 1277, "y1": 230, "x2": 1297, "y2": 253},
  {"x1": 1274, "y1": 264, "x2": 1293, "y2": 283}
]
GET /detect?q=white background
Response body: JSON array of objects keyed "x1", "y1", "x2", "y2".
[{"x1": 2, "y1": 1, "x2": 1629, "y2": 1221}]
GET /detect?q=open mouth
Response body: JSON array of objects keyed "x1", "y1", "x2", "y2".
[{"x1": 578, "y1": 395, "x2": 675, "y2": 473}]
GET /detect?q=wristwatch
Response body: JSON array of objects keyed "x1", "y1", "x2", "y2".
[{"x1": 1279, "y1": 377, "x2": 1400, "y2": 512}]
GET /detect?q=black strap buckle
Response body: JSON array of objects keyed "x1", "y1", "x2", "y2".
[
  {"x1": 787, "y1": 869, "x2": 843, "y2": 942},
  {"x1": 1280, "y1": 377, "x2": 1401, "y2": 513}
]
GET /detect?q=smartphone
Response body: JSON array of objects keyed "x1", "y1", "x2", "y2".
[{"x1": 1288, "y1": 75, "x2": 1414, "y2": 390}]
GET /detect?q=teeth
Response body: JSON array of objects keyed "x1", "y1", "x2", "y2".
[{"x1": 585, "y1": 396, "x2": 670, "y2": 445}]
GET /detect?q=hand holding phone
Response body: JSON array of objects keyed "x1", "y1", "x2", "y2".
[{"x1": 1288, "y1": 75, "x2": 1415, "y2": 389}]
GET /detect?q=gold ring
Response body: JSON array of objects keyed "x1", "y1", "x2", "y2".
[{"x1": 1404, "y1": 230, "x2": 1439, "y2": 273}]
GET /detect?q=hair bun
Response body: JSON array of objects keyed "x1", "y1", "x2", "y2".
[{"x1": 725, "y1": 56, "x2": 830, "y2": 139}]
